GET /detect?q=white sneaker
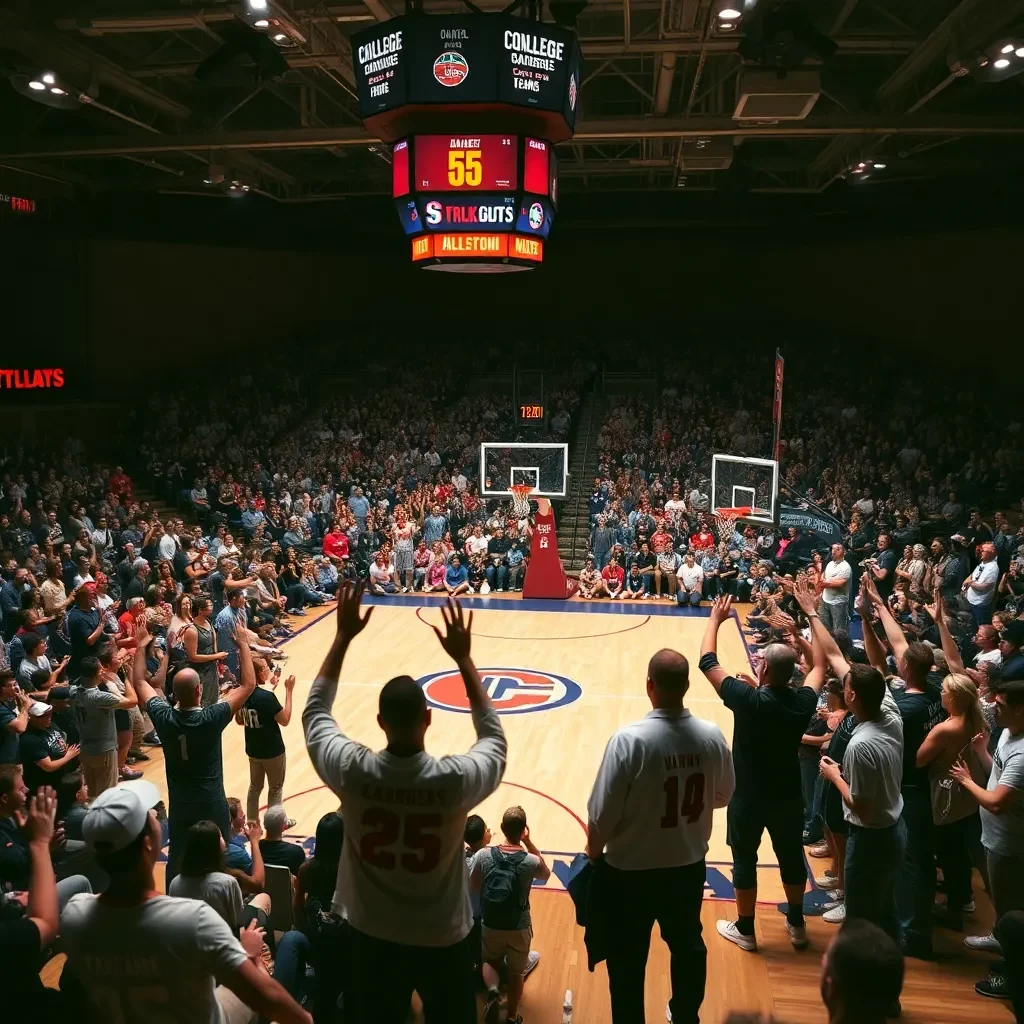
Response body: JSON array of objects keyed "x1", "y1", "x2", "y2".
[
  {"x1": 666, "y1": 1003, "x2": 673, "y2": 1021},
  {"x1": 717, "y1": 919, "x2": 757, "y2": 952},
  {"x1": 814, "y1": 872, "x2": 838, "y2": 888},
  {"x1": 822, "y1": 903, "x2": 847, "y2": 924},
  {"x1": 786, "y1": 921, "x2": 809, "y2": 949},
  {"x1": 962, "y1": 900, "x2": 976, "y2": 913},
  {"x1": 522, "y1": 950, "x2": 540, "y2": 979},
  {"x1": 965, "y1": 933, "x2": 1002, "y2": 952},
  {"x1": 825, "y1": 889, "x2": 844, "y2": 901}
]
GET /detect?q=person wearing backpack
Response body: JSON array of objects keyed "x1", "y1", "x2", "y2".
[{"x1": 470, "y1": 805, "x2": 551, "y2": 1024}]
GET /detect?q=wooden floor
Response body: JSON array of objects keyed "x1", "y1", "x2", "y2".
[{"x1": 54, "y1": 595, "x2": 1013, "y2": 1023}]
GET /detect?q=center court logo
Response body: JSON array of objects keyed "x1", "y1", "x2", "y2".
[
  {"x1": 418, "y1": 668, "x2": 581, "y2": 715},
  {"x1": 433, "y1": 51, "x2": 469, "y2": 87}
]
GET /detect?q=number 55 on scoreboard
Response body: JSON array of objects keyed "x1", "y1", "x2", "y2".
[{"x1": 414, "y1": 135, "x2": 517, "y2": 191}]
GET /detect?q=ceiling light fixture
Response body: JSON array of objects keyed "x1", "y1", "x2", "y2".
[
  {"x1": 50, "y1": 86, "x2": 65, "y2": 95},
  {"x1": 1016, "y1": 47, "x2": 1024, "y2": 57},
  {"x1": 719, "y1": 7, "x2": 742, "y2": 18},
  {"x1": 1001, "y1": 43, "x2": 1015, "y2": 53},
  {"x1": 273, "y1": 33, "x2": 287, "y2": 42},
  {"x1": 994, "y1": 58, "x2": 1011, "y2": 68},
  {"x1": 28, "y1": 80, "x2": 45, "y2": 91},
  {"x1": 873, "y1": 161, "x2": 886, "y2": 169},
  {"x1": 248, "y1": 0, "x2": 268, "y2": 9},
  {"x1": 254, "y1": 19, "x2": 269, "y2": 28},
  {"x1": 41, "y1": 72, "x2": 55, "y2": 85}
]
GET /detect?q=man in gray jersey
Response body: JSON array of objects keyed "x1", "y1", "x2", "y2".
[
  {"x1": 59, "y1": 779, "x2": 310, "y2": 1024},
  {"x1": 303, "y1": 584, "x2": 507, "y2": 1024}
]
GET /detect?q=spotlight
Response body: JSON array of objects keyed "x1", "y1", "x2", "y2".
[
  {"x1": 994, "y1": 58, "x2": 1011, "y2": 68},
  {"x1": 873, "y1": 161, "x2": 886, "y2": 169},
  {"x1": 41, "y1": 72, "x2": 55, "y2": 85},
  {"x1": 273, "y1": 33, "x2": 287, "y2": 42},
  {"x1": 248, "y1": 0, "x2": 268, "y2": 9},
  {"x1": 719, "y1": 8, "x2": 742, "y2": 18},
  {"x1": 50, "y1": 86, "x2": 65, "y2": 95},
  {"x1": 28, "y1": 80, "x2": 45, "y2": 90},
  {"x1": 1001, "y1": 43, "x2": 1015, "y2": 53},
  {"x1": 254, "y1": 19, "x2": 269, "y2": 28},
  {"x1": 1017, "y1": 48, "x2": 1024, "y2": 57}
]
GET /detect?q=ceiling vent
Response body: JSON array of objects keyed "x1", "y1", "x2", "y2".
[{"x1": 733, "y1": 68, "x2": 820, "y2": 120}]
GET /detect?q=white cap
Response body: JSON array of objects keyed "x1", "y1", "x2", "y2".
[
  {"x1": 82, "y1": 780, "x2": 161, "y2": 853},
  {"x1": 28, "y1": 701, "x2": 53, "y2": 717}
]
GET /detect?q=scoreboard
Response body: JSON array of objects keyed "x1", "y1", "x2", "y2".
[{"x1": 352, "y1": 14, "x2": 578, "y2": 272}]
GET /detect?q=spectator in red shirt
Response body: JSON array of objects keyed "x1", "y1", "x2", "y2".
[
  {"x1": 651, "y1": 523, "x2": 672, "y2": 555},
  {"x1": 690, "y1": 524, "x2": 716, "y2": 552},
  {"x1": 109, "y1": 465, "x2": 133, "y2": 500},
  {"x1": 322, "y1": 525, "x2": 349, "y2": 564},
  {"x1": 601, "y1": 556, "x2": 625, "y2": 598},
  {"x1": 116, "y1": 597, "x2": 146, "y2": 651}
]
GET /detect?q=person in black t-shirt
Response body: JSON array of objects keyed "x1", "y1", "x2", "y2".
[
  {"x1": 630, "y1": 542, "x2": 656, "y2": 597},
  {"x1": 237, "y1": 660, "x2": 295, "y2": 828},
  {"x1": 129, "y1": 618, "x2": 256, "y2": 889},
  {"x1": 259, "y1": 805, "x2": 306, "y2": 875},
  {"x1": 18, "y1": 701, "x2": 80, "y2": 796},
  {"x1": 700, "y1": 594, "x2": 824, "y2": 954},
  {"x1": 868, "y1": 532, "x2": 898, "y2": 604}
]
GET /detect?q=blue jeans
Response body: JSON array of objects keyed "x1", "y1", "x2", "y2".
[
  {"x1": 845, "y1": 819, "x2": 907, "y2": 942},
  {"x1": 273, "y1": 930, "x2": 311, "y2": 1003},
  {"x1": 485, "y1": 564, "x2": 508, "y2": 591},
  {"x1": 593, "y1": 550, "x2": 611, "y2": 570},
  {"x1": 676, "y1": 591, "x2": 701, "y2": 607},
  {"x1": 898, "y1": 787, "x2": 935, "y2": 948},
  {"x1": 799, "y1": 756, "x2": 822, "y2": 841}
]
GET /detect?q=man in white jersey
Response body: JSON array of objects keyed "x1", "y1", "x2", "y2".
[
  {"x1": 303, "y1": 584, "x2": 507, "y2": 1024},
  {"x1": 818, "y1": 542, "x2": 852, "y2": 636},
  {"x1": 59, "y1": 779, "x2": 310, "y2": 1024},
  {"x1": 586, "y1": 647, "x2": 734, "y2": 1024}
]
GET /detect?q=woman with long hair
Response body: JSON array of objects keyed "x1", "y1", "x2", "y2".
[{"x1": 916, "y1": 672, "x2": 988, "y2": 929}]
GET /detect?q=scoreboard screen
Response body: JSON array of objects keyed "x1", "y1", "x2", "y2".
[
  {"x1": 392, "y1": 139, "x2": 410, "y2": 197},
  {"x1": 414, "y1": 135, "x2": 517, "y2": 191}
]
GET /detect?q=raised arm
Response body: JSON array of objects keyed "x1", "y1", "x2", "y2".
[
  {"x1": 698, "y1": 596, "x2": 734, "y2": 694},
  {"x1": 854, "y1": 578, "x2": 890, "y2": 676},
  {"x1": 862, "y1": 573, "x2": 908, "y2": 666},
  {"x1": 925, "y1": 584, "x2": 965, "y2": 674},
  {"x1": 793, "y1": 575, "x2": 850, "y2": 682},
  {"x1": 131, "y1": 625, "x2": 162, "y2": 706},
  {"x1": 23, "y1": 787, "x2": 60, "y2": 948},
  {"x1": 223, "y1": 620, "x2": 258, "y2": 715},
  {"x1": 275, "y1": 675, "x2": 296, "y2": 726}
]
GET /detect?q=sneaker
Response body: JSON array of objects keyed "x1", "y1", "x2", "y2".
[
  {"x1": 963, "y1": 900, "x2": 976, "y2": 913},
  {"x1": 821, "y1": 899, "x2": 843, "y2": 912},
  {"x1": 822, "y1": 903, "x2": 847, "y2": 924},
  {"x1": 401, "y1": 587, "x2": 409, "y2": 593},
  {"x1": 119, "y1": 767, "x2": 144, "y2": 781},
  {"x1": 716, "y1": 919, "x2": 757, "y2": 952},
  {"x1": 291, "y1": 608, "x2": 307, "y2": 616},
  {"x1": 965, "y1": 933, "x2": 1002, "y2": 953},
  {"x1": 522, "y1": 950, "x2": 540, "y2": 979},
  {"x1": 975, "y1": 975, "x2": 1011, "y2": 999},
  {"x1": 285, "y1": 818, "x2": 297, "y2": 830},
  {"x1": 483, "y1": 989, "x2": 501, "y2": 1024},
  {"x1": 825, "y1": 889, "x2": 844, "y2": 902},
  {"x1": 814, "y1": 872, "x2": 838, "y2": 888},
  {"x1": 786, "y1": 921, "x2": 809, "y2": 950},
  {"x1": 142, "y1": 731, "x2": 162, "y2": 746},
  {"x1": 667, "y1": 1003, "x2": 672, "y2": 1021},
  {"x1": 808, "y1": 841, "x2": 831, "y2": 858}
]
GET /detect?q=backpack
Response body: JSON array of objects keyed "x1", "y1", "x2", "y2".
[{"x1": 481, "y1": 847, "x2": 528, "y2": 930}]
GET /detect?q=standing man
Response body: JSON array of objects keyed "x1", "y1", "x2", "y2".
[
  {"x1": 819, "y1": 542, "x2": 852, "y2": 635},
  {"x1": 303, "y1": 587, "x2": 506, "y2": 1024},
  {"x1": 69, "y1": 657, "x2": 138, "y2": 799},
  {"x1": 869, "y1": 532, "x2": 898, "y2": 605},
  {"x1": 799, "y1": 581, "x2": 906, "y2": 943},
  {"x1": 586, "y1": 646, "x2": 734, "y2": 1023},
  {"x1": 66, "y1": 583, "x2": 106, "y2": 679},
  {"x1": 130, "y1": 620, "x2": 256, "y2": 887},
  {"x1": 951, "y1": 679, "x2": 1024, "y2": 998},
  {"x1": 963, "y1": 542, "x2": 1000, "y2": 626},
  {"x1": 699, "y1": 595, "x2": 823, "y2": 953}
]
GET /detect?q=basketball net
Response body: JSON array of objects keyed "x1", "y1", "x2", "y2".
[
  {"x1": 713, "y1": 506, "x2": 751, "y2": 542},
  {"x1": 510, "y1": 484, "x2": 534, "y2": 519}
]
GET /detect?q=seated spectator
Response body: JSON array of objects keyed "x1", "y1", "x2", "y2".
[
  {"x1": 676, "y1": 552, "x2": 704, "y2": 607},
  {"x1": 61, "y1": 780, "x2": 310, "y2": 1024},
  {"x1": 578, "y1": 555, "x2": 603, "y2": 600},
  {"x1": 601, "y1": 556, "x2": 624, "y2": 598},
  {"x1": 259, "y1": 805, "x2": 307, "y2": 875},
  {"x1": 444, "y1": 554, "x2": 470, "y2": 597},
  {"x1": 19, "y1": 699, "x2": 80, "y2": 795}
]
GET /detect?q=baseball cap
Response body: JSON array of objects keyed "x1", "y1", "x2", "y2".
[
  {"x1": 48, "y1": 685, "x2": 70, "y2": 701},
  {"x1": 82, "y1": 780, "x2": 161, "y2": 853},
  {"x1": 28, "y1": 701, "x2": 52, "y2": 717}
]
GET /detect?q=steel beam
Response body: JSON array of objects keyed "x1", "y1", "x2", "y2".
[
  {"x1": 3, "y1": 115, "x2": 1024, "y2": 160},
  {"x1": 583, "y1": 35, "x2": 917, "y2": 55}
]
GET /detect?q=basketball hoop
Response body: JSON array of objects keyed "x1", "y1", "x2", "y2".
[
  {"x1": 510, "y1": 484, "x2": 534, "y2": 519},
  {"x1": 713, "y1": 506, "x2": 752, "y2": 542}
]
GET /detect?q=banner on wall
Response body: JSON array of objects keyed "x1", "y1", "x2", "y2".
[{"x1": 778, "y1": 482, "x2": 844, "y2": 545}]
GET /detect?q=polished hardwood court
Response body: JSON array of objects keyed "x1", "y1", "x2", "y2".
[{"x1": 45, "y1": 596, "x2": 1013, "y2": 1023}]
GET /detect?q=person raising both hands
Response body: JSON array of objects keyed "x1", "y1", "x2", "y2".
[{"x1": 302, "y1": 583, "x2": 507, "y2": 1024}]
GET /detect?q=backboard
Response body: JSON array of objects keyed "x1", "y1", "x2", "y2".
[
  {"x1": 480, "y1": 443, "x2": 568, "y2": 498},
  {"x1": 710, "y1": 453, "x2": 778, "y2": 525}
]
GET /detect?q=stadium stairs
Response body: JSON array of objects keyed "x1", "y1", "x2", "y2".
[{"x1": 558, "y1": 389, "x2": 604, "y2": 572}]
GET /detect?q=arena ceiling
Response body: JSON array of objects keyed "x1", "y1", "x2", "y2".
[{"x1": 1, "y1": 0, "x2": 1024, "y2": 201}]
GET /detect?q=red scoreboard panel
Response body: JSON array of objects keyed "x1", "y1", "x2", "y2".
[
  {"x1": 392, "y1": 139, "x2": 410, "y2": 198},
  {"x1": 414, "y1": 135, "x2": 517, "y2": 191}
]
